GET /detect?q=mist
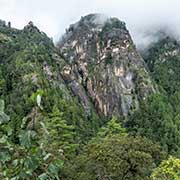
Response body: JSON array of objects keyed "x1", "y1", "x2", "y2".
[{"x1": 1, "y1": 0, "x2": 180, "y2": 49}]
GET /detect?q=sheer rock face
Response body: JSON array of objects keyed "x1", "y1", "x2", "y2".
[{"x1": 58, "y1": 14, "x2": 155, "y2": 117}]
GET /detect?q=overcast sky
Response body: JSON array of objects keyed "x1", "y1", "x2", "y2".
[{"x1": 1, "y1": 0, "x2": 180, "y2": 47}]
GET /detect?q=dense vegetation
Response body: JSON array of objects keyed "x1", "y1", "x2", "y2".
[
  {"x1": 0, "y1": 21, "x2": 180, "y2": 180},
  {"x1": 126, "y1": 37, "x2": 180, "y2": 155}
]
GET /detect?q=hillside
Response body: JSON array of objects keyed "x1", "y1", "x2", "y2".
[{"x1": 0, "y1": 15, "x2": 180, "y2": 180}]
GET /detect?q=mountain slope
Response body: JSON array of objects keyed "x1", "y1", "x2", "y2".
[
  {"x1": 126, "y1": 34, "x2": 180, "y2": 155},
  {"x1": 1, "y1": 15, "x2": 180, "y2": 180},
  {"x1": 0, "y1": 21, "x2": 68, "y2": 126},
  {"x1": 0, "y1": 20, "x2": 100, "y2": 146},
  {"x1": 143, "y1": 36, "x2": 180, "y2": 95},
  {"x1": 58, "y1": 14, "x2": 155, "y2": 117}
]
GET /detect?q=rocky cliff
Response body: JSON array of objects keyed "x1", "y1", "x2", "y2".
[{"x1": 58, "y1": 14, "x2": 155, "y2": 117}]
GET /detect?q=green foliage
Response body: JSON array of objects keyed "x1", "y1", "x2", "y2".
[
  {"x1": 63, "y1": 136, "x2": 166, "y2": 180},
  {"x1": 141, "y1": 38, "x2": 180, "y2": 156},
  {"x1": 126, "y1": 94, "x2": 180, "y2": 155},
  {"x1": 56, "y1": 98, "x2": 101, "y2": 144},
  {"x1": 0, "y1": 27, "x2": 56, "y2": 141},
  {"x1": 151, "y1": 156, "x2": 180, "y2": 180},
  {"x1": 0, "y1": 99, "x2": 99, "y2": 179},
  {"x1": 0, "y1": 129, "x2": 64, "y2": 179},
  {"x1": 144, "y1": 38, "x2": 180, "y2": 95},
  {"x1": 1, "y1": 20, "x2": 180, "y2": 180},
  {"x1": 0, "y1": 24, "x2": 102, "y2": 179},
  {"x1": 93, "y1": 117, "x2": 127, "y2": 141},
  {"x1": 42, "y1": 105, "x2": 78, "y2": 156},
  {"x1": 153, "y1": 56, "x2": 180, "y2": 95},
  {"x1": 105, "y1": 52, "x2": 113, "y2": 65}
]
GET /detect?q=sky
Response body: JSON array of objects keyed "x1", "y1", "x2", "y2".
[{"x1": 0, "y1": 0, "x2": 180, "y2": 47}]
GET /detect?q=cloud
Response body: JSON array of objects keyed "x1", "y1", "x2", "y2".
[{"x1": 0, "y1": 0, "x2": 180, "y2": 47}]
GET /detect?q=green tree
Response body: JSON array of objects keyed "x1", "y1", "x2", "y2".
[
  {"x1": 63, "y1": 136, "x2": 166, "y2": 180},
  {"x1": 43, "y1": 105, "x2": 78, "y2": 156},
  {"x1": 126, "y1": 94, "x2": 180, "y2": 155},
  {"x1": 92, "y1": 117, "x2": 127, "y2": 142},
  {"x1": 151, "y1": 156, "x2": 180, "y2": 180},
  {"x1": 0, "y1": 101, "x2": 64, "y2": 179}
]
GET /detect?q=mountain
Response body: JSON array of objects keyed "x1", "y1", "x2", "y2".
[
  {"x1": 58, "y1": 14, "x2": 155, "y2": 117},
  {"x1": 0, "y1": 15, "x2": 180, "y2": 179},
  {"x1": 0, "y1": 20, "x2": 101, "y2": 146},
  {"x1": 0, "y1": 15, "x2": 156, "y2": 123}
]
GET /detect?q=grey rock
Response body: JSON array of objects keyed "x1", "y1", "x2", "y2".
[{"x1": 58, "y1": 14, "x2": 155, "y2": 117}]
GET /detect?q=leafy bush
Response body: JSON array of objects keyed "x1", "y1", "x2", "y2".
[{"x1": 151, "y1": 156, "x2": 180, "y2": 180}]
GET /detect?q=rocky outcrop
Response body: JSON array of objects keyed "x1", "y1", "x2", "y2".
[
  {"x1": 58, "y1": 14, "x2": 155, "y2": 117},
  {"x1": 23, "y1": 21, "x2": 41, "y2": 34}
]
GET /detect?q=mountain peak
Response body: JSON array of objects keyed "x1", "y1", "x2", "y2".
[
  {"x1": 23, "y1": 21, "x2": 41, "y2": 33},
  {"x1": 78, "y1": 13, "x2": 110, "y2": 28},
  {"x1": 65, "y1": 14, "x2": 126, "y2": 35},
  {"x1": 58, "y1": 15, "x2": 155, "y2": 117}
]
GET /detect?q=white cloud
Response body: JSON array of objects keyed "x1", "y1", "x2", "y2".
[{"x1": 0, "y1": 0, "x2": 180, "y2": 47}]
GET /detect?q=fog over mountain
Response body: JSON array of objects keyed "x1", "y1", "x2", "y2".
[{"x1": 1, "y1": 0, "x2": 180, "y2": 48}]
